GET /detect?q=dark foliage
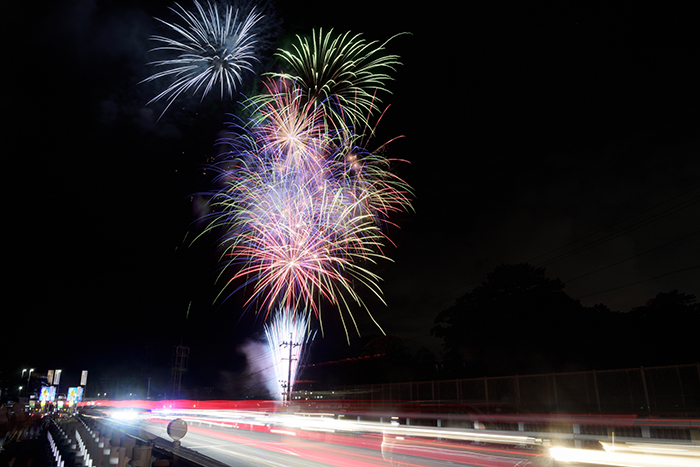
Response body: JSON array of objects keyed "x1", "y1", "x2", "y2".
[{"x1": 432, "y1": 264, "x2": 699, "y2": 377}]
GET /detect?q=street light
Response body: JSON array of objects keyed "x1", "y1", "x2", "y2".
[{"x1": 22, "y1": 368, "x2": 34, "y2": 396}]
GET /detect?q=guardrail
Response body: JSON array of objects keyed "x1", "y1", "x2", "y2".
[{"x1": 45, "y1": 415, "x2": 162, "y2": 467}]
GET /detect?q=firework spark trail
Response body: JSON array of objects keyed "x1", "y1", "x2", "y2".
[
  {"x1": 264, "y1": 307, "x2": 314, "y2": 400},
  {"x1": 142, "y1": 0, "x2": 262, "y2": 117}
]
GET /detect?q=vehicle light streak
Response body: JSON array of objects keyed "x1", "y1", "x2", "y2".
[
  {"x1": 550, "y1": 442, "x2": 700, "y2": 467},
  {"x1": 84, "y1": 403, "x2": 700, "y2": 467},
  {"x1": 157, "y1": 423, "x2": 401, "y2": 467},
  {"x1": 155, "y1": 420, "x2": 543, "y2": 466},
  {"x1": 148, "y1": 408, "x2": 539, "y2": 447},
  {"x1": 383, "y1": 438, "x2": 540, "y2": 467},
  {"x1": 600, "y1": 441, "x2": 700, "y2": 457}
]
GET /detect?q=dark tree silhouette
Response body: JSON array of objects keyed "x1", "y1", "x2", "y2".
[
  {"x1": 347, "y1": 335, "x2": 412, "y2": 383},
  {"x1": 413, "y1": 346, "x2": 439, "y2": 381},
  {"x1": 432, "y1": 263, "x2": 588, "y2": 377},
  {"x1": 433, "y1": 264, "x2": 698, "y2": 377},
  {"x1": 626, "y1": 290, "x2": 699, "y2": 366}
]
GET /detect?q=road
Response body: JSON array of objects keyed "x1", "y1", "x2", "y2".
[
  {"x1": 139, "y1": 417, "x2": 548, "y2": 467},
  {"x1": 91, "y1": 405, "x2": 700, "y2": 467}
]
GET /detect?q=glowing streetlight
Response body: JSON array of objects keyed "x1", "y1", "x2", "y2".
[
  {"x1": 25, "y1": 368, "x2": 34, "y2": 395},
  {"x1": 20, "y1": 368, "x2": 34, "y2": 397}
]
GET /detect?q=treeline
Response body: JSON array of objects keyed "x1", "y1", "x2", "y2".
[{"x1": 305, "y1": 263, "x2": 699, "y2": 385}]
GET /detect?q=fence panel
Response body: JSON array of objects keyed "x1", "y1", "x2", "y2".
[
  {"x1": 646, "y1": 365, "x2": 695, "y2": 412},
  {"x1": 554, "y1": 372, "x2": 592, "y2": 413},
  {"x1": 437, "y1": 380, "x2": 459, "y2": 401},
  {"x1": 679, "y1": 364, "x2": 700, "y2": 409},
  {"x1": 458, "y1": 378, "x2": 486, "y2": 403},
  {"x1": 518, "y1": 374, "x2": 552, "y2": 412},
  {"x1": 334, "y1": 364, "x2": 699, "y2": 414},
  {"x1": 594, "y1": 369, "x2": 641, "y2": 413},
  {"x1": 413, "y1": 381, "x2": 432, "y2": 401}
]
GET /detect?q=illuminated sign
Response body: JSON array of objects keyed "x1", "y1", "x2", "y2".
[
  {"x1": 40, "y1": 386, "x2": 56, "y2": 403},
  {"x1": 67, "y1": 387, "x2": 84, "y2": 406},
  {"x1": 80, "y1": 370, "x2": 88, "y2": 386},
  {"x1": 47, "y1": 370, "x2": 54, "y2": 385}
]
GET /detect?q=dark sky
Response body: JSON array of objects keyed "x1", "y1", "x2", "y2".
[{"x1": 6, "y1": 1, "x2": 699, "y2": 390}]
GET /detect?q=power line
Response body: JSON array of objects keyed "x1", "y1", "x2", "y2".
[
  {"x1": 243, "y1": 362, "x2": 275, "y2": 378},
  {"x1": 564, "y1": 230, "x2": 700, "y2": 284},
  {"x1": 576, "y1": 266, "x2": 700, "y2": 300},
  {"x1": 526, "y1": 185, "x2": 700, "y2": 266},
  {"x1": 535, "y1": 196, "x2": 699, "y2": 268}
]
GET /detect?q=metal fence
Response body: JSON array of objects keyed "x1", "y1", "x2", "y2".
[{"x1": 333, "y1": 363, "x2": 700, "y2": 414}]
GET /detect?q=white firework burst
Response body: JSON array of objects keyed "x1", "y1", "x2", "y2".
[
  {"x1": 264, "y1": 308, "x2": 314, "y2": 400},
  {"x1": 143, "y1": 0, "x2": 262, "y2": 117}
]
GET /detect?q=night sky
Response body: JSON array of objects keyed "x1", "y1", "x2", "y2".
[{"x1": 6, "y1": 1, "x2": 699, "y2": 392}]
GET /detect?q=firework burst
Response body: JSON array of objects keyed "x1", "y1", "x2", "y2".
[
  {"x1": 142, "y1": 0, "x2": 262, "y2": 117},
  {"x1": 199, "y1": 32, "x2": 412, "y2": 339},
  {"x1": 206, "y1": 129, "x2": 393, "y2": 320},
  {"x1": 269, "y1": 29, "x2": 406, "y2": 129},
  {"x1": 251, "y1": 79, "x2": 331, "y2": 170}
]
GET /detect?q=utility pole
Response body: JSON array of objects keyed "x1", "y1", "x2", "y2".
[
  {"x1": 280, "y1": 333, "x2": 301, "y2": 402},
  {"x1": 172, "y1": 344, "x2": 189, "y2": 399}
]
